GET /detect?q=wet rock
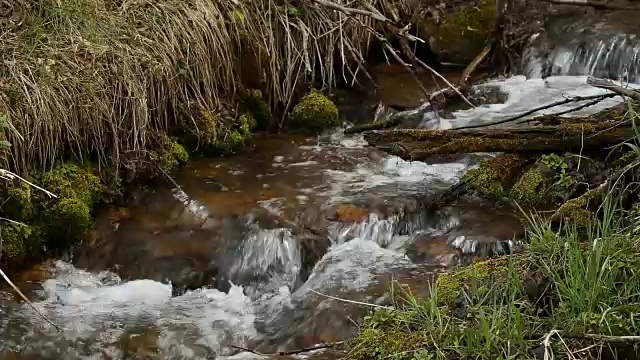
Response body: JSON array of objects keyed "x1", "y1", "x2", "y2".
[
  {"x1": 405, "y1": 205, "x2": 525, "y2": 266},
  {"x1": 255, "y1": 265, "x2": 436, "y2": 355},
  {"x1": 75, "y1": 206, "x2": 234, "y2": 295}
]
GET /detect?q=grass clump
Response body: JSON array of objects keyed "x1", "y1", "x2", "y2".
[
  {"x1": 349, "y1": 193, "x2": 640, "y2": 359},
  {"x1": 289, "y1": 90, "x2": 339, "y2": 134},
  {"x1": 0, "y1": 0, "x2": 381, "y2": 174}
]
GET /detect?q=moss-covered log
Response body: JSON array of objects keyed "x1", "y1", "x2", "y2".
[{"x1": 364, "y1": 123, "x2": 634, "y2": 161}]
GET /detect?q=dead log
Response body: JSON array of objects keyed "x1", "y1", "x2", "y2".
[
  {"x1": 364, "y1": 123, "x2": 634, "y2": 161},
  {"x1": 587, "y1": 77, "x2": 640, "y2": 101},
  {"x1": 540, "y1": 0, "x2": 640, "y2": 11}
]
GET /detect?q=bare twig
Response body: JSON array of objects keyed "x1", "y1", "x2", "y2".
[
  {"x1": 459, "y1": 44, "x2": 492, "y2": 86},
  {"x1": 0, "y1": 268, "x2": 62, "y2": 332},
  {"x1": 0, "y1": 169, "x2": 57, "y2": 198},
  {"x1": 309, "y1": 288, "x2": 394, "y2": 309},
  {"x1": 516, "y1": 96, "x2": 610, "y2": 124}
]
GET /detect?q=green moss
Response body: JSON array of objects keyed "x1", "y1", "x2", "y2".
[
  {"x1": 0, "y1": 223, "x2": 33, "y2": 259},
  {"x1": 196, "y1": 111, "x2": 254, "y2": 155},
  {"x1": 241, "y1": 89, "x2": 272, "y2": 130},
  {"x1": 158, "y1": 137, "x2": 189, "y2": 172},
  {"x1": 461, "y1": 154, "x2": 524, "y2": 199},
  {"x1": 46, "y1": 198, "x2": 91, "y2": 246},
  {"x1": 5, "y1": 183, "x2": 33, "y2": 221},
  {"x1": 289, "y1": 89, "x2": 339, "y2": 134},
  {"x1": 42, "y1": 164, "x2": 103, "y2": 208},
  {"x1": 554, "y1": 187, "x2": 603, "y2": 226},
  {"x1": 510, "y1": 164, "x2": 548, "y2": 207},
  {"x1": 436, "y1": 258, "x2": 508, "y2": 306},
  {"x1": 431, "y1": 0, "x2": 496, "y2": 62}
]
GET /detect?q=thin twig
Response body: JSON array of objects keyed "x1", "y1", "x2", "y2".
[
  {"x1": 309, "y1": 288, "x2": 393, "y2": 309},
  {"x1": 0, "y1": 169, "x2": 57, "y2": 198},
  {"x1": 453, "y1": 93, "x2": 616, "y2": 130},
  {"x1": 0, "y1": 267, "x2": 62, "y2": 332},
  {"x1": 516, "y1": 96, "x2": 609, "y2": 124},
  {"x1": 230, "y1": 341, "x2": 344, "y2": 356}
]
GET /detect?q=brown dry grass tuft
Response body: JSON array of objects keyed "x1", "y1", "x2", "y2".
[{"x1": 0, "y1": 0, "x2": 386, "y2": 174}]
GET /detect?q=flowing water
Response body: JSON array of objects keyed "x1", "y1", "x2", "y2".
[{"x1": 2, "y1": 27, "x2": 640, "y2": 359}]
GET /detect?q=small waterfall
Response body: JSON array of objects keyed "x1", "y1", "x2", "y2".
[
  {"x1": 228, "y1": 228, "x2": 302, "y2": 289},
  {"x1": 523, "y1": 33, "x2": 640, "y2": 82}
]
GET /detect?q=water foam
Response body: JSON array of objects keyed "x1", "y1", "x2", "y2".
[{"x1": 431, "y1": 75, "x2": 634, "y2": 129}]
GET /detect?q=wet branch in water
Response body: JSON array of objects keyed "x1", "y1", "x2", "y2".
[
  {"x1": 230, "y1": 341, "x2": 345, "y2": 356},
  {"x1": 451, "y1": 93, "x2": 618, "y2": 130}
]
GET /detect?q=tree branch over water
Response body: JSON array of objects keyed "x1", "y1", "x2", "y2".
[{"x1": 540, "y1": 0, "x2": 640, "y2": 11}]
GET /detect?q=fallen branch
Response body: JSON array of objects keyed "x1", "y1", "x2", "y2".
[
  {"x1": 587, "y1": 76, "x2": 640, "y2": 101},
  {"x1": 230, "y1": 341, "x2": 344, "y2": 356},
  {"x1": 344, "y1": 102, "x2": 432, "y2": 134},
  {"x1": 459, "y1": 44, "x2": 492, "y2": 87},
  {"x1": 365, "y1": 122, "x2": 634, "y2": 161},
  {"x1": 540, "y1": 0, "x2": 640, "y2": 11},
  {"x1": 452, "y1": 93, "x2": 617, "y2": 130},
  {"x1": 516, "y1": 97, "x2": 610, "y2": 124},
  {"x1": 0, "y1": 268, "x2": 62, "y2": 332}
]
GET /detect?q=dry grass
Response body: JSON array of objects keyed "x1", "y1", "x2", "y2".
[{"x1": 0, "y1": 0, "x2": 389, "y2": 174}]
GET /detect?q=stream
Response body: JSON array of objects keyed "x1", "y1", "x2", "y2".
[{"x1": 1, "y1": 32, "x2": 639, "y2": 359}]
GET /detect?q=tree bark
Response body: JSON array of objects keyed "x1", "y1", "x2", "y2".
[{"x1": 364, "y1": 123, "x2": 634, "y2": 161}]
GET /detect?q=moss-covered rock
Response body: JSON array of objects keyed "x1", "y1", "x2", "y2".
[
  {"x1": 195, "y1": 111, "x2": 254, "y2": 155},
  {"x1": 4, "y1": 183, "x2": 33, "y2": 221},
  {"x1": 159, "y1": 137, "x2": 189, "y2": 172},
  {"x1": 289, "y1": 89, "x2": 339, "y2": 134},
  {"x1": 0, "y1": 223, "x2": 34, "y2": 259},
  {"x1": 461, "y1": 154, "x2": 527, "y2": 199},
  {"x1": 45, "y1": 198, "x2": 91, "y2": 246},
  {"x1": 511, "y1": 165, "x2": 548, "y2": 206},
  {"x1": 436, "y1": 257, "x2": 509, "y2": 306},
  {"x1": 553, "y1": 186, "x2": 604, "y2": 227},
  {"x1": 240, "y1": 89, "x2": 272, "y2": 130},
  {"x1": 42, "y1": 164, "x2": 103, "y2": 208},
  {"x1": 418, "y1": 0, "x2": 497, "y2": 63},
  {"x1": 39, "y1": 164, "x2": 104, "y2": 252}
]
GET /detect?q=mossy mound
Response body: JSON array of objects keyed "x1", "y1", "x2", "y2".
[
  {"x1": 3, "y1": 183, "x2": 33, "y2": 221},
  {"x1": 289, "y1": 90, "x2": 339, "y2": 134},
  {"x1": 194, "y1": 111, "x2": 255, "y2": 155},
  {"x1": 461, "y1": 154, "x2": 527, "y2": 199},
  {"x1": 553, "y1": 186, "x2": 604, "y2": 227},
  {"x1": 45, "y1": 198, "x2": 92, "y2": 246},
  {"x1": 511, "y1": 165, "x2": 548, "y2": 206},
  {"x1": 39, "y1": 164, "x2": 104, "y2": 252},
  {"x1": 0, "y1": 223, "x2": 35, "y2": 259},
  {"x1": 159, "y1": 137, "x2": 190, "y2": 172},
  {"x1": 42, "y1": 164, "x2": 103, "y2": 208}
]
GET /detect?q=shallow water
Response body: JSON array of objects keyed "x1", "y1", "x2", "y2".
[{"x1": 0, "y1": 70, "x2": 636, "y2": 359}]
